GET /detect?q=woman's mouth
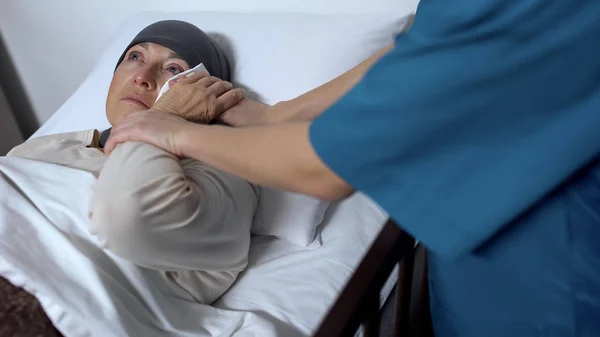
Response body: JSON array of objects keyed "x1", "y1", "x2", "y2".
[{"x1": 121, "y1": 96, "x2": 150, "y2": 109}]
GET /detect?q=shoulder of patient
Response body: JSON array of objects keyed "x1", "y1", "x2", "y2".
[{"x1": 7, "y1": 129, "x2": 100, "y2": 157}]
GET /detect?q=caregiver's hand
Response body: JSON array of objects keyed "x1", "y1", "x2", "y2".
[
  {"x1": 104, "y1": 110, "x2": 193, "y2": 157},
  {"x1": 154, "y1": 71, "x2": 245, "y2": 124}
]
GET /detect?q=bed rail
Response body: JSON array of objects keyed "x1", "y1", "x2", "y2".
[{"x1": 313, "y1": 219, "x2": 424, "y2": 337}]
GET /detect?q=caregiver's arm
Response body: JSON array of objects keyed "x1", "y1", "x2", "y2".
[
  {"x1": 180, "y1": 122, "x2": 352, "y2": 200},
  {"x1": 275, "y1": 43, "x2": 395, "y2": 122},
  {"x1": 220, "y1": 43, "x2": 394, "y2": 126}
]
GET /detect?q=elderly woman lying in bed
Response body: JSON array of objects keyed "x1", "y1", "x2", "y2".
[
  {"x1": 7, "y1": 20, "x2": 257, "y2": 305},
  {"x1": 2, "y1": 19, "x2": 393, "y2": 334}
]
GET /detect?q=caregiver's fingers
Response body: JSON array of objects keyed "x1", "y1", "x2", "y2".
[
  {"x1": 103, "y1": 119, "x2": 142, "y2": 155},
  {"x1": 217, "y1": 88, "x2": 246, "y2": 111}
]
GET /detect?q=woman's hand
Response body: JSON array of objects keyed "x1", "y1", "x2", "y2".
[
  {"x1": 218, "y1": 98, "x2": 279, "y2": 127},
  {"x1": 153, "y1": 71, "x2": 245, "y2": 124},
  {"x1": 103, "y1": 109, "x2": 195, "y2": 157}
]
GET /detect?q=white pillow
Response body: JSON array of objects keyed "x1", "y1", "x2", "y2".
[
  {"x1": 253, "y1": 187, "x2": 330, "y2": 248},
  {"x1": 32, "y1": 10, "x2": 413, "y2": 247}
]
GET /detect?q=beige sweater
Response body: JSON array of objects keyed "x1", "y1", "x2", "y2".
[{"x1": 7, "y1": 129, "x2": 258, "y2": 304}]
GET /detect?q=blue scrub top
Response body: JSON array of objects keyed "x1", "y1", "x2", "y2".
[{"x1": 310, "y1": 1, "x2": 600, "y2": 336}]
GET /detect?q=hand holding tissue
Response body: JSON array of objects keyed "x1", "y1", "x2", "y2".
[
  {"x1": 155, "y1": 63, "x2": 209, "y2": 102},
  {"x1": 153, "y1": 63, "x2": 245, "y2": 124}
]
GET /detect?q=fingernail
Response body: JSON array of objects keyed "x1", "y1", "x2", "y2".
[{"x1": 185, "y1": 71, "x2": 196, "y2": 78}]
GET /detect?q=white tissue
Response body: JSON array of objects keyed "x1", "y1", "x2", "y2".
[{"x1": 155, "y1": 63, "x2": 209, "y2": 102}]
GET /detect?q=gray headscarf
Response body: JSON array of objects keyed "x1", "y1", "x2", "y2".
[{"x1": 115, "y1": 20, "x2": 230, "y2": 80}]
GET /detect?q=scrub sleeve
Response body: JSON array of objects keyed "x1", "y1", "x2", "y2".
[{"x1": 309, "y1": 1, "x2": 600, "y2": 336}]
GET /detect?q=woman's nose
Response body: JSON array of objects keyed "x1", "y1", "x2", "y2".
[{"x1": 133, "y1": 68, "x2": 158, "y2": 91}]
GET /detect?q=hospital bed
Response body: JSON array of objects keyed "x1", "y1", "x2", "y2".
[{"x1": 0, "y1": 2, "x2": 424, "y2": 336}]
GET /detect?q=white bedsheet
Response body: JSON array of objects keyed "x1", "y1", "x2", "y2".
[
  {"x1": 215, "y1": 193, "x2": 392, "y2": 336},
  {"x1": 0, "y1": 157, "x2": 390, "y2": 336}
]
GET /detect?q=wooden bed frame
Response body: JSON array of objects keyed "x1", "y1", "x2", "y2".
[{"x1": 313, "y1": 219, "x2": 433, "y2": 337}]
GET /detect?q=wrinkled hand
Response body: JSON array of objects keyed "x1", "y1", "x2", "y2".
[
  {"x1": 153, "y1": 71, "x2": 245, "y2": 124},
  {"x1": 218, "y1": 98, "x2": 278, "y2": 127},
  {"x1": 104, "y1": 109, "x2": 195, "y2": 157}
]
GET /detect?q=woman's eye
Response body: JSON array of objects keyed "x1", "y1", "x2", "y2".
[
  {"x1": 128, "y1": 52, "x2": 142, "y2": 61},
  {"x1": 167, "y1": 65, "x2": 184, "y2": 74}
]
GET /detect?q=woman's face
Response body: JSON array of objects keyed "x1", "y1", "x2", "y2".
[{"x1": 106, "y1": 42, "x2": 190, "y2": 125}]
